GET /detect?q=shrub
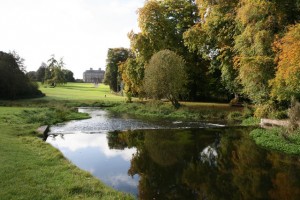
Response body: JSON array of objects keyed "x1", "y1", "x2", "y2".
[
  {"x1": 227, "y1": 111, "x2": 243, "y2": 121},
  {"x1": 254, "y1": 103, "x2": 275, "y2": 118},
  {"x1": 288, "y1": 98, "x2": 300, "y2": 131}
]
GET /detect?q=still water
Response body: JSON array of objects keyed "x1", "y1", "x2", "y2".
[{"x1": 47, "y1": 108, "x2": 300, "y2": 199}]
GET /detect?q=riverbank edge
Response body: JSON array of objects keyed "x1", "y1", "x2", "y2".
[
  {"x1": 105, "y1": 102, "x2": 300, "y2": 156},
  {"x1": 0, "y1": 106, "x2": 135, "y2": 200}
]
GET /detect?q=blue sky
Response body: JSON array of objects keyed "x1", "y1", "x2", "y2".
[{"x1": 0, "y1": 0, "x2": 145, "y2": 78}]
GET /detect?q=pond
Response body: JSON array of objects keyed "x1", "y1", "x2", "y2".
[{"x1": 46, "y1": 108, "x2": 300, "y2": 199}]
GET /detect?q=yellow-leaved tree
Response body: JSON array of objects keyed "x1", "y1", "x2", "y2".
[{"x1": 270, "y1": 23, "x2": 300, "y2": 101}]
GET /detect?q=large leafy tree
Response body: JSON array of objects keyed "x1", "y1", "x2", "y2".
[
  {"x1": 0, "y1": 51, "x2": 42, "y2": 99},
  {"x1": 62, "y1": 69, "x2": 75, "y2": 82},
  {"x1": 234, "y1": 0, "x2": 279, "y2": 103},
  {"x1": 103, "y1": 48, "x2": 130, "y2": 92},
  {"x1": 45, "y1": 55, "x2": 66, "y2": 87},
  {"x1": 36, "y1": 62, "x2": 48, "y2": 82},
  {"x1": 143, "y1": 50, "x2": 187, "y2": 108},
  {"x1": 270, "y1": 23, "x2": 300, "y2": 101},
  {"x1": 128, "y1": 0, "x2": 213, "y2": 101},
  {"x1": 119, "y1": 57, "x2": 144, "y2": 99},
  {"x1": 184, "y1": 0, "x2": 240, "y2": 96}
]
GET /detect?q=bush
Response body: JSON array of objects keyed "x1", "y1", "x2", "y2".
[
  {"x1": 242, "y1": 103, "x2": 254, "y2": 118},
  {"x1": 254, "y1": 103, "x2": 275, "y2": 118},
  {"x1": 270, "y1": 110, "x2": 288, "y2": 119},
  {"x1": 241, "y1": 117, "x2": 260, "y2": 126},
  {"x1": 227, "y1": 111, "x2": 243, "y2": 121},
  {"x1": 288, "y1": 98, "x2": 300, "y2": 131}
]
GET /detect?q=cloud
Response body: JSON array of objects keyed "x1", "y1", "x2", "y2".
[
  {"x1": 0, "y1": 0, "x2": 144, "y2": 78},
  {"x1": 47, "y1": 133, "x2": 137, "y2": 161}
]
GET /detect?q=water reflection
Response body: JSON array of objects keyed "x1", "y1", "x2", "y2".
[
  {"x1": 47, "y1": 133, "x2": 139, "y2": 195},
  {"x1": 108, "y1": 129, "x2": 300, "y2": 200},
  {"x1": 47, "y1": 108, "x2": 300, "y2": 199}
]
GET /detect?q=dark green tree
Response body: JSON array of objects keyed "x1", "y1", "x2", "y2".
[
  {"x1": 62, "y1": 69, "x2": 75, "y2": 82},
  {"x1": 26, "y1": 71, "x2": 37, "y2": 81},
  {"x1": 36, "y1": 62, "x2": 48, "y2": 82},
  {"x1": 0, "y1": 51, "x2": 43, "y2": 99},
  {"x1": 103, "y1": 48, "x2": 130, "y2": 92}
]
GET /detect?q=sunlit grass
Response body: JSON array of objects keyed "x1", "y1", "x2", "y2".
[
  {"x1": 0, "y1": 107, "x2": 134, "y2": 200},
  {"x1": 38, "y1": 82, "x2": 126, "y2": 101}
]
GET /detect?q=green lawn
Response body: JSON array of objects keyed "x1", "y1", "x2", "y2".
[
  {"x1": 38, "y1": 82, "x2": 126, "y2": 102},
  {"x1": 0, "y1": 107, "x2": 134, "y2": 200}
]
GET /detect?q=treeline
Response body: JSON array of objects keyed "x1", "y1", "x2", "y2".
[
  {"x1": 27, "y1": 55, "x2": 75, "y2": 86},
  {"x1": 104, "y1": 0, "x2": 300, "y2": 107},
  {"x1": 0, "y1": 51, "x2": 43, "y2": 99}
]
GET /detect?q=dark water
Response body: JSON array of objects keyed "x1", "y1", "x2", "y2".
[{"x1": 47, "y1": 108, "x2": 300, "y2": 199}]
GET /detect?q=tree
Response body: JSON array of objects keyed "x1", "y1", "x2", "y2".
[
  {"x1": 26, "y1": 71, "x2": 37, "y2": 81},
  {"x1": 45, "y1": 55, "x2": 66, "y2": 87},
  {"x1": 128, "y1": 0, "x2": 215, "y2": 101},
  {"x1": 234, "y1": 0, "x2": 278, "y2": 103},
  {"x1": 119, "y1": 57, "x2": 144, "y2": 101},
  {"x1": 143, "y1": 50, "x2": 187, "y2": 108},
  {"x1": 0, "y1": 51, "x2": 43, "y2": 99},
  {"x1": 103, "y1": 48, "x2": 130, "y2": 92},
  {"x1": 62, "y1": 69, "x2": 75, "y2": 82},
  {"x1": 36, "y1": 62, "x2": 48, "y2": 82},
  {"x1": 184, "y1": 0, "x2": 241, "y2": 96},
  {"x1": 270, "y1": 23, "x2": 300, "y2": 101},
  {"x1": 9, "y1": 50, "x2": 26, "y2": 72}
]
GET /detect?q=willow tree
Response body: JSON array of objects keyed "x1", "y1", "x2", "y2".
[{"x1": 143, "y1": 50, "x2": 187, "y2": 108}]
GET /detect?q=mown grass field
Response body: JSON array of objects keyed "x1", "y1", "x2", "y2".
[{"x1": 38, "y1": 82, "x2": 126, "y2": 102}]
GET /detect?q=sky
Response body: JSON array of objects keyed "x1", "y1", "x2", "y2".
[{"x1": 0, "y1": 0, "x2": 145, "y2": 79}]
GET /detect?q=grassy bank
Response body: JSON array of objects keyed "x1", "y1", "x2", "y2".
[
  {"x1": 0, "y1": 106, "x2": 134, "y2": 200},
  {"x1": 250, "y1": 128, "x2": 300, "y2": 155},
  {"x1": 107, "y1": 100, "x2": 244, "y2": 122}
]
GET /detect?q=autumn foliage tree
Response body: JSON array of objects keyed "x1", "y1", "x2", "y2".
[
  {"x1": 234, "y1": 0, "x2": 278, "y2": 103},
  {"x1": 270, "y1": 23, "x2": 300, "y2": 101}
]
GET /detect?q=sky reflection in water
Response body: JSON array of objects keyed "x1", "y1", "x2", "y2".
[{"x1": 47, "y1": 133, "x2": 139, "y2": 195}]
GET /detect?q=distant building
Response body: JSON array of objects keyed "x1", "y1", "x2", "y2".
[{"x1": 83, "y1": 68, "x2": 105, "y2": 83}]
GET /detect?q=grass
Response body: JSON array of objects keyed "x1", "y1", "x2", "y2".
[
  {"x1": 0, "y1": 107, "x2": 134, "y2": 200},
  {"x1": 107, "y1": 100, "x2": 243, "y2": 121},
  {"x1": 250, "y1": 128, "x2": 300, "y2": 155},
  {"x1": 38, "y1": 82, "x2": 126, "y2": 102}
]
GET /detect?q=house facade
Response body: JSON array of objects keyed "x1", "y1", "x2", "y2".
[{"x1": 83, "y1": 68, "x2": 105, "y2": 83}]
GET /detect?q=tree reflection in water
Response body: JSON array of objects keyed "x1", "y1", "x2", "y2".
[{"x1": 107, "y1": 128, "x2": 300, "y2": 200}]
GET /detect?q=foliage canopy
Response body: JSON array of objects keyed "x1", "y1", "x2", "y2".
[{"x1": 144, "y1": 50, "x2": 187, "y2": 108}]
